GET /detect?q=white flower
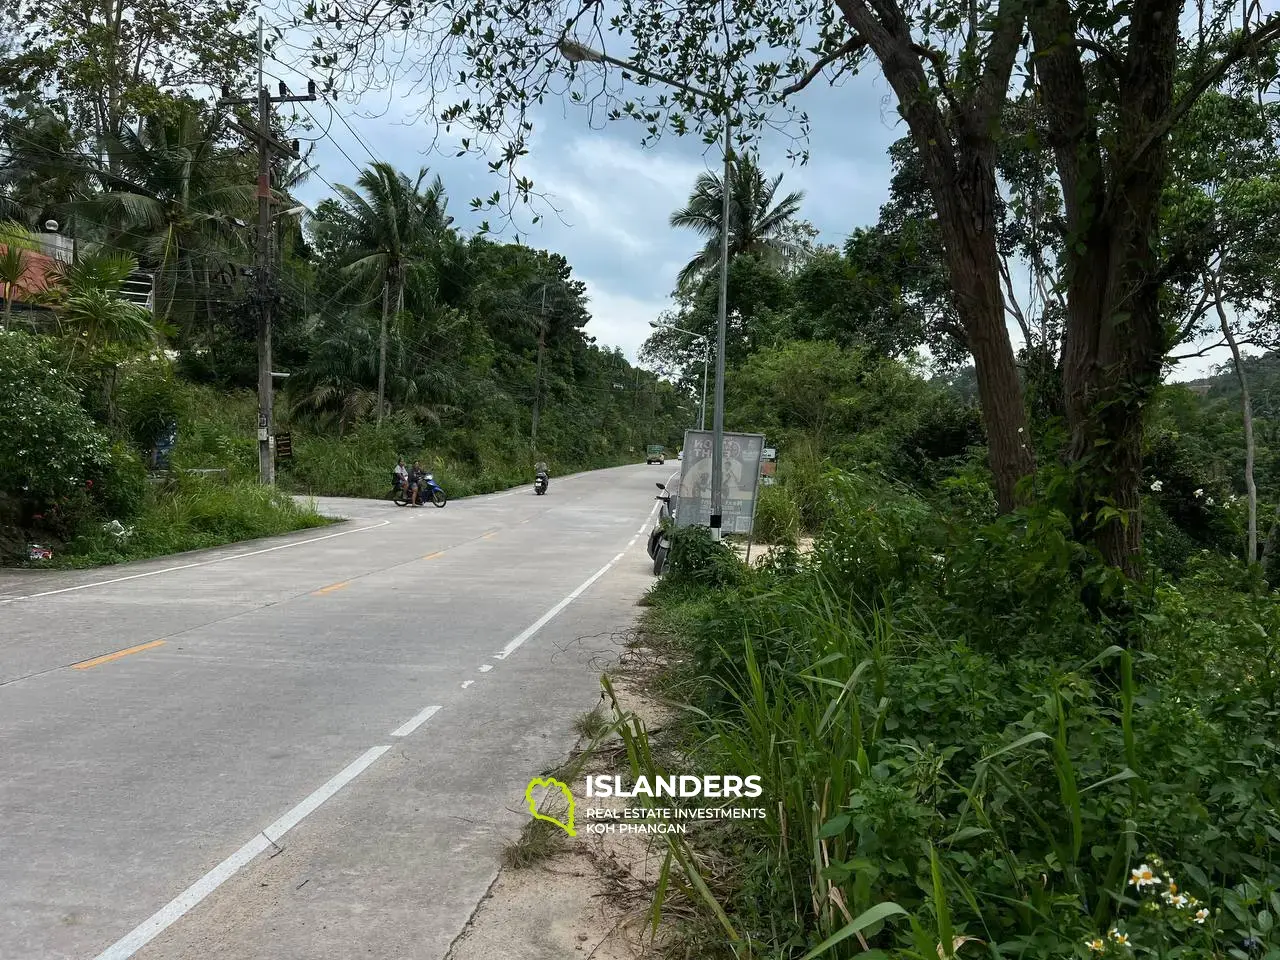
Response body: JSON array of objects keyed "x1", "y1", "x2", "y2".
[
  {"x1": 1150, "y1": 480, "x2": 1163, "y2": 492},
  {"x1": 1205, "y1": 497, "x2": 1215, "y2": 506},
  {"x1": 1194, "y1": 488, "x2": 1204, "y2": 498},
  {"x1": 1109, "y1": 929, "x2": 1131, "y2": 947},
  {"x1": 1193, "y1": 908, "x2": 1209, "y2": 924},
  {"x1": 1129, "y1": 865, "x2": 1161, "y2": 889}
]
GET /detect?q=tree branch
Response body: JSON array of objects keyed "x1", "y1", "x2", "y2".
[
  {"x1": 998, "y1": 254, "x2": 1035, "y2": 345},
  {"x1": 911, "y1": 42, "x2": 964, "y2": 116},
  {"x1": 781, "y1": 36, "x2": 868, "y2": 96},
  {"x1": 1126, "y1": 11, "x2": 1280, "y2": 171},
  {"x1": 1166, "y1": 336, "x2": 1257, "y2": 360},
  {"x1": 973, "y1": 0, "x2": 1028, "y2": 128},
  {"x1": 1072, "y1": 37, "x2": 1123, "y2": 76}
]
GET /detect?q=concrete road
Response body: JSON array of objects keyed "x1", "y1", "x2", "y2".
[{"x1": 0, "y1": 464, "x2": 668, "y2": 960}]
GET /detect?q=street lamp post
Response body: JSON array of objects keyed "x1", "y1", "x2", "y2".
[
  {"x1": 560, "y1": 38, "x2": 732, "y2": 538},
  {"x1": 649, "y1": 320, "x2": 709, "y2": 432}
]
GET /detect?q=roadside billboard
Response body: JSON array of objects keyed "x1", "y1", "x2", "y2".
[{"x1": 675, "y1": 431, "x2": 765, "y2": 534}]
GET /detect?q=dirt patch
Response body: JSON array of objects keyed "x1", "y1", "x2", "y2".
[
  {"x1": 729, "y1": 536, "x2": 814, "y2": 567},
  {"x1": 445, "y1": 645, "x2": 682, "y2": 960}
]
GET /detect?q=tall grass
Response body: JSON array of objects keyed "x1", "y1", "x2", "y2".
[
  {"x1": 639, "y1": 473, "x2": 1280, "y2": 959},
  {"x1": 52, "y1": 478, "x2": 329, "y2": 568}
]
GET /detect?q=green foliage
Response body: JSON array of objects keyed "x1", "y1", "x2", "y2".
[
  {"x1": 0, "y1": 331, "x2": 110, "y2": 506},
  {"x1": 752, "y1": 483, "x2": 801, "y2": 545},
  {"x1": 53, "y1": 478, "x2": 329, "y2": 568},
  {"x1": 666, "y1": 525, "x2": 747, "y2": 590},
  {"x1": 669, "y1": 152, "x2": 805, "y2": 294},
  {"x1": 650, "y1": 470, "x2": 1280, "y2": 960}
]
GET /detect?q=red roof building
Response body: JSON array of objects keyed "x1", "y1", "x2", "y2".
[{"x1": 0, "y1": 243, "x2": 60, "y2": 303}]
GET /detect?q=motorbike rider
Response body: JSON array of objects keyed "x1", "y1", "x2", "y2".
[{"x1": 407, "y1": 460, "x2": 426, "y2": 506}]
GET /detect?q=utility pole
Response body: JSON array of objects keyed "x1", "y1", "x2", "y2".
[
  {"x1": 218, "y1": 17, "x2": 315, "y2": 485},
  {"x1": 531, "y1": 284, "x2": 546, "y2": 448}
]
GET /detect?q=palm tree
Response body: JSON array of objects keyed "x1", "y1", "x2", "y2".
[
  {"x1": 86, "y1": 101, "x2": 255, "y2": 332},
  {"x1": 670, "y1": 153, "x2": 805, "y2": 293},
  {"x1": 47, "y1": 252, "x2": 162, "y2": 357},
  {"x1": 317, "y1": 162, "x2": 449, "y2": 422}
]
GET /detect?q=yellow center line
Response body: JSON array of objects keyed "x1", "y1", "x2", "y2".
[
  {"x1": 313, "y1": 581, "x2": 350, "y2": 596},
  {"x1": 422, "y1": 551, "x2": 445, "y2": 561},
  {"x1": 73, "y1": 639, "x2": 167, "y2": 671}
]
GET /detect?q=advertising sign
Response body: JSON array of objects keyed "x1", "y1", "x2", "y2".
[{"x1": 675, "y1": 430, "x2": 765, "y2": 534}]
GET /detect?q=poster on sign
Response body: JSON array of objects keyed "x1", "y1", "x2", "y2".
[{"x1": 675, "y1": 430, "x2": 765, "y2": 534}]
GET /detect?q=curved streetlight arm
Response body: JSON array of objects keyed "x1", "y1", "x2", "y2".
[{"x1": 650, "y1": 321, "x2": 710, "y2": 344}]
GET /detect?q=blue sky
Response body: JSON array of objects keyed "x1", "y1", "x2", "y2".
[{"x1": 273, "y1": 49, "x2": 1228, "y2": 381}]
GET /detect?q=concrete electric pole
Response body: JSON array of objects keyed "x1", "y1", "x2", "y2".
[{"x1": 218, "y1": 18, "x2": 315, "y2": 485}]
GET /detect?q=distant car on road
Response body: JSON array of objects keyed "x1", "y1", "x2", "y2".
[{"x1": 677, "y1": 450, "x2": 683, "y2": 461}]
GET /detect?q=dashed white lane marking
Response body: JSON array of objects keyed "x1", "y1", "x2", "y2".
[
  {"x1": 461, "y1": 680, "x2": 475, "y2": 689},
  {"x1": 492, "y1": 550, "x2": 628, "y2": 662},
  {"x1": 390, "y1": 704, "x2": 441, "y2": 738},
  {"x1": 2, "y1": 521, "x2": 393, "y2": 606},
  {"x1": 478, "y1": 664, "x2": 493, "y2": 673},
  {"x1": 93, "y1": 745, "x2": 391, "y2": 960}
]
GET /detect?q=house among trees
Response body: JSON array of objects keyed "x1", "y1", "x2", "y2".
[{"x1": 1, "y1": 224, "x2": 153, "y2": 328}]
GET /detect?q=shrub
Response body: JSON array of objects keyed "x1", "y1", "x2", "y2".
[
  {"x1": 651, "y1": 500, "x2": 1280, "y2": 960},
  {"x1": 752, "y1": 483, "x2": 801, "y2": 545},
  {"x1": 0, "y1": 332, "x2": 119, "y2": 549},
  {"x1": 666, "y1": 525, "x2": 747, "y2": 591}
]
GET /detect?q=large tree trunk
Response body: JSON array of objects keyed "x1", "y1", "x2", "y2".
[
  {"x1": 934, "y1": 166, "x2": 1035, "y2": 511},
  {"x1": 837, "y1": 0, "x2": 1035, "y2": 513},
  {"x1": 1032, "y1": 0, "x2": 1177, "y2": 575},
  {"x1": 1216, "y1": 288, "x2": 1257, "y2": 562}
]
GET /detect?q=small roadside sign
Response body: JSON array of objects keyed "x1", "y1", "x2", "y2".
[
  {"x1": 275, "y1": 433, "x2": 293, "y2": 460},
  {"x1": 762, "y1": 447, "x2": 777, "y2": 460}
]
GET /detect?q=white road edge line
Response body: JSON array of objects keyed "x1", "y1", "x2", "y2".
[
  {"x1": 492, "y1": 550, "x2": 628, "y2": 661},
  {"x1": 93, "y1": 745, "x2": 391, "y2": 960},
  {"x1": 390, "y1": 704, "x2": 441, "y2": 738},
  {"x1": 461, "y1": 680, "x2": 475, "y2": 689},
  {"x1": 2, "y1": 521, "x2": 393, "y2": 606},
  {"x1": 478, "y1": 664, "x2": 493, "y2": 673}
]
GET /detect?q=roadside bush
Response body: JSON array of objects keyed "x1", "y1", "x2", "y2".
[
  {"x1": 666, "y1": 525, "x2": 747, "y2": 591},
  {"x1": 55, "y1": 478, "x2": 329, "y2": 567},
  {"x1": 0, "y1": 332, "x2": 120, "y2": 550},
  {"x1": 647, "y1": 464, "x2": 1280, "y2": 960},
  {"x1": 654, "y1": 519, "x2": 1280, "y2": 960},
  {"x1": 115, "y1": 361, "x2": 183, "y2": 454},
  {"x1": 90, "y1": 441, "x2": 149, "y2": 520},
  {"x1": 752, "y1": 483, "x2": 801, "y2": 545}
]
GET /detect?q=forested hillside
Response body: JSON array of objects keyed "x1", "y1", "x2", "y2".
[{"x1": 0, "y1": 88, "x2": 687, "y2": 564}]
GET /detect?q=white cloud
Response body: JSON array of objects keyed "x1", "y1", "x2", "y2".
[{"x1": 580, "y1": 277, "x2": 669, "y2": 360}]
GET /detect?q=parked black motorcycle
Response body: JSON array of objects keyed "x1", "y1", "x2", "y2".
[{"x1": 648, "y1": 475, "x2": 679, "y2": 575}]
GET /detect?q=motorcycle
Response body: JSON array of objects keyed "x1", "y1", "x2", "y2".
[
  {"x1": 392, "y1": 472, "x2": 448, "y2": 508},
  {"x1": 534, "y1": 461, "x2": 549, "y2": 496},
  {"x1": 648, "y1": 475, "x2": 679, "y2": 575}
]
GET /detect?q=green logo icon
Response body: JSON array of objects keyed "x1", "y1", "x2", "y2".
[{"x1": 525, "y1": 777, "x2": 576, "y2": 836}]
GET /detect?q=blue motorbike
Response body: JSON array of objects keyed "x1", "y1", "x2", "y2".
[{"x1": 392, "y1": 472, "x2": 448, "y2": 508}]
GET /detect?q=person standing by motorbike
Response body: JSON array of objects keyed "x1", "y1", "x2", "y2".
[{"x1": 407, "y1": 460, "x2": 426, "y2": 506}]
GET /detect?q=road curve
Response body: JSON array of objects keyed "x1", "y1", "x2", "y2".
[{"x1": 0, "y1": 464, "x2": 668, "y2": 960}]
